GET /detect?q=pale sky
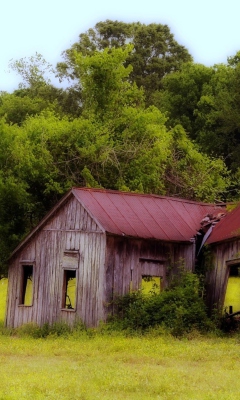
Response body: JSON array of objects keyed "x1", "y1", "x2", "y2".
[{"x1": 1, "y1": 0, "x2": 240, "y2": 92}]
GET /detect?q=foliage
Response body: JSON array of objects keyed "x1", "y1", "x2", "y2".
[
  {"x1": 163, "y1": 124, "x2": 228, "y2": 201},
  {"x1": 0, "y1": 44, "x2": 230, "y2": 274},
  {"x1": 155, "y1": 62, "x2": 214, "y2": 136},
  {"x1": 155, "y1": 54, "x2": 240, "y2": 198},
  {"x1": 112, "y1": 270, "x2": 214, "y2": 336},
  {"x1": 73, "y1": 45, "x2": 144, "y2": 119},
  {"x1": 7, "y1": 53, "x2": 82, "y2": 121},
  {"x1": 57, "y1": 19, "x2": 192, "y2": 104}
]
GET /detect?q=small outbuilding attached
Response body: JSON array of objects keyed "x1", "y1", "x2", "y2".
[
  {"x1": 5, "y1": 188, "x2": 225, "y2": 328},
  {"x1": 205, "y1": 204, "x2": 240, "y2": 314}
]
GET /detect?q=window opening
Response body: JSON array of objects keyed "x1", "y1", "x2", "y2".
[
  {"x1": 141, "y1": 275, "x2": 161, "y2": 295},
  {"x1": 20, "y1": 265, "x2": 33, "y2": 306},
  {"x1": 224, "y1": 263, "x2": 240, "y2": 313},
  {"x1": 129, "y1": 269, "x2": 133, "y2": 292},
  {"x1": 62, "y1": 270, "x2": 76, "y2": 309}
]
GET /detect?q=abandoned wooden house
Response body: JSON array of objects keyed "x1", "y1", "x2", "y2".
[
  {"x1": 205, "y1": 204, "x2": 240, "y2": 314},
  {"x1": 5, "y1": 187, "x2": 234, "y2": 328}
]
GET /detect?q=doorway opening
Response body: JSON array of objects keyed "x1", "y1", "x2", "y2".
[{"x1": 224, "y1": 263, "x2": 240, "y2": 314}]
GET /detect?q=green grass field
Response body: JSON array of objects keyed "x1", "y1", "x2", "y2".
[
  {"x1": 0, "y1": 328, "x2": 240, "y2": 399},
  {"x1": 1, "y1": 280, "x2": 240, "y2": 399}
]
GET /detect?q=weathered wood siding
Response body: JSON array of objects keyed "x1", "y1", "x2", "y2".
[
  {"x1": 6, "y1": 197, "x2": 106, "y2": 328},
  {"x1": 205, "y1": 239, "x2": 240, "y2": 312},
  {"x1": 105, "y1": 236, "x2": 195, "y2": 315},
  {"x1": 6, "y1": 193, "x2": 197, "y2": 328}
]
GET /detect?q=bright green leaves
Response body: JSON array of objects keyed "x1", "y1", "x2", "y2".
[
  {"x1": 106, "y1": 106, "x2": 171, "y2": 194},
  {"x1": 73, "y1": 45, "x2": 144, "y2": 119},
  {"x1": 57, "y1": 20, "x2": 192, "y2": 105},
  {"x1": 0, "y1": 34, "x2": 232, "y2": 273},
  {"x1": 165, "y1": 125, "x2": 228, "y2": 201}
]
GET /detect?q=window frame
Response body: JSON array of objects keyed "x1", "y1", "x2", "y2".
[
  {"x1": 61, "y1": 268, "x2": 77, "y2": 312},
  {"x1": 19, "y1": 263, "x2": 34, "y2": 307},
  {"x1": 61, "y1": 250, "x2": 79, "y2": 312}
]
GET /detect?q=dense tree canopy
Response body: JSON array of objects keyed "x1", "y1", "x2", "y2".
[
  {"x1": 155, "y1": 52, "x2": 240, "y2": 196},
  {"x1": 0, "y1": 19, "x2": 239, "y2": 274},
  {"x1": 57, "y1": 20, "x2": 192, "y2": 104}
]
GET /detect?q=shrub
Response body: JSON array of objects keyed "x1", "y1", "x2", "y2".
[{"x1": 111, "y1": 270, "x2": 215, "y2": 336}]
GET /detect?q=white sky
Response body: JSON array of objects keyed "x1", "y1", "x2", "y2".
[{"x1": 1, "y1": 0, "x2": 240, "y2": 92}]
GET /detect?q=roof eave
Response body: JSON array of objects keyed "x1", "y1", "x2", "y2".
[
  {"x1": 105, "y1": 231, "x2": 194, "y2": 244},
  {"x1": 208, "y1": 235, "x2": 240, "y2": 246}
]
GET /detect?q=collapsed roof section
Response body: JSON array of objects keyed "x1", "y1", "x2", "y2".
[{"x1": 207, "y1": 204, "x2": 240, "y2": 244}]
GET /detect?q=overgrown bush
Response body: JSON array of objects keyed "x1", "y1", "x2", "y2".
[{"x1": 111, "y1": 270, "x2": 215, "y2": 336}]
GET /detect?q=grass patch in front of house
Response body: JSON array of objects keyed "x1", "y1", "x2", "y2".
[
  {"x1": 0, "y1": 331, "x2": 239, "y2": 399},
  {"x1": 1, "y1": 278, "x2": 240, "y2": 398}
]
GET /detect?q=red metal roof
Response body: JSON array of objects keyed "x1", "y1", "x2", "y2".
[
  {"x1": 207, "y1": 204, "x2": 240, "y2": 244},
  {"x1": 73, "y1": 188, "x2": 220, "y2": 242}
]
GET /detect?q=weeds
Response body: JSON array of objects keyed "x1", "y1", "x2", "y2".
[{"x1": 111, "y1": 269, "x2": 215, "y2": 336}]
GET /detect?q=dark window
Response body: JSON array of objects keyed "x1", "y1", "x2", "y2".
[
  {"x1": 20, "y1": 265, "x2": 33, "y2": 306},
  {"x1": 62, "y1": 270, "x2": 76, "y2": 310},
  {"x1": 229, "y1": 264, "x2": 240, "y2": 277}
]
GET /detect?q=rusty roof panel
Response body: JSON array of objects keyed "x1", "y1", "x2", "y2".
[
  {"x1": 121, "y1": 195, "x2": 171, "y2": 240},
  {"x1": 73, "y1": 188, "x2": 220, "y2": 242},
  {"x1": 207, "y1": 204, "x2": 240, "y2": 244}
]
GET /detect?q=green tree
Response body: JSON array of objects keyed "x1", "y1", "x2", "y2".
[
  {"x1": 155, "y1": 63, "x2": 214, "y2": 136},
  {"x1": 0, "y1": 46, "x2": 229, "y2": 274},
  {"x1": 191, "y1": 56, "x2": 240, "y2": 200},
  {"x1": 57, "y1": 20, "x2": 192, "y2": 104},
  {"x1": 8, "y1": 53, "x2": 82, "y2": 121},
  {"x1": 0, "y1": 91, "x2": 51, "y2": 125},
  {"x1": 0, "y1": 119, "x2": 33, "y2": 274},
  {"x1": 73, "y1": 45, "x2": 144, "y2": 119},
  {"x1": 153, "y1": 56, "x2": 240, "y2": 198},
  {"x1": 69, "y1": 46, "x2": 228, "y2": 199}
]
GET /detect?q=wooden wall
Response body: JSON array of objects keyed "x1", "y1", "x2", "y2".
[
  {"x1": 6, "y1": 197, "x2": 106, "y2": 328},
  {"x1": 105, "y1": 236, "x2": 195, "y2": 316},
  {"x1": 205, "y1": 239, "x2": 240, "y2": 312}
]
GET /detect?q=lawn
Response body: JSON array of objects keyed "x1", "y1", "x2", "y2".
[
  {"x1": 0, "y1": 330, "x2": 240, "y2": 399},
  {"x1": 0, "y1": 280, "x2": 240, "y2": 399}
]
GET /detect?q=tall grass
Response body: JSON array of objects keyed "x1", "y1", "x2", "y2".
[
  {"x1": 0, "y1": 330, "x2": 239, "y2": 399},
  {"x1": 1, "y1": 279, "x2": 240, "y2": 398}
]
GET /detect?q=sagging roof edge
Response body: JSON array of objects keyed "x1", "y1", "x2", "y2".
[{"x1": 104, "y1": 231, "x2": 194, "y2": 245}]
